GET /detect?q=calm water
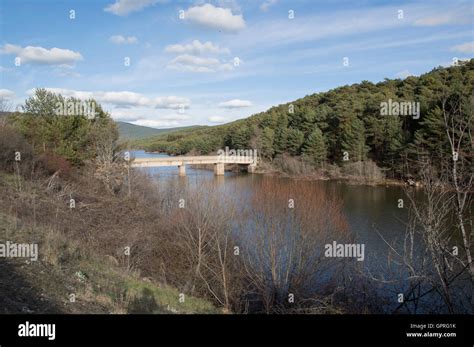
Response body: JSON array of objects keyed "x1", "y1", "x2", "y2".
[
  {"x1": 132, "y1": 150, "x2": 469, "y2": 312},
  {"x1": 132, "y1": 150, "x2": 408, "y2": 271}
]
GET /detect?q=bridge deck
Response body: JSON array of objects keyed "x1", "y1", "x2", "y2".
[{"x1": 131, "y1": 156, "x2": 256, "y2": 168}]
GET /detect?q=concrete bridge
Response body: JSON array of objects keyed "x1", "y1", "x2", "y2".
[{"x1": 131, "y1": 155, "x2": 257, "y2": 176}]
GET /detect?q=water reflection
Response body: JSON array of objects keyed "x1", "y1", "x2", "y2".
[{"x1": 131, "y1": 150, "x2": 469, "y2": 312}]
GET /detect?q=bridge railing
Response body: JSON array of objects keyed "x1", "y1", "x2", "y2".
[{"x1": 132, "y1": 155, "x2": 257, "y2": 165}]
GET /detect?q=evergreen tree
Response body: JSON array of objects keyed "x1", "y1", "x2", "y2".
[
  {"x1": 274, "y1": 113, "x2": 288, "y2": 154},
  {"x1": 302, "y1": 126, "x2": 327, "y2": 165},
  {"x1": 259, "y1": 127, "x2": 275, "y2": 159},
  {"x1": 286, "y1": 128, "x2": 304, "y2": 155},
  {"x1": 412, "y1": 106, "x2": 446, "y2": 159},
  {"x1": 384, "y1": 114, "x2": 404, "y2": 156},
  {"x1": 340, "y1": 116, "x2": 368, "y2": 162},
  {"x1": 225, "y1": 126, "x2": 251, "y2": 149},
  {"x1": 12, "y1": 89, "x2": 117, "y2": 166}
]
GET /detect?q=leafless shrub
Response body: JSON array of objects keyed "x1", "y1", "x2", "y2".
[
  {"x1": 381, "y1": 91, "x2": 473, "y2": 314},
  {"x1": 441, "y1": 92, "x2": 473, "y2": 282},
  {"x1": 162, "y1": 181, "x2": 244, "y2": 312},
  {"x1": 237, "y1": 177, "x2": 350, "y2": 312},
  {"x1": 379, "y1": 163, "x2": 472, "y2": 313},
  {"x1": 273, "y1": 154, "x2": 314, "y2": 176},
  {"x1": 341, "y1": 160, "x2": 384, "y2": 182}
]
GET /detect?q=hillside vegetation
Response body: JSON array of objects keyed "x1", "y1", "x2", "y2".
[
  {"x1": 0, "y1": 90, "x2": 217, "y2": 314},
  {"x1": 117, "y1": 121, "x2": 204, "y2": 141},
  {"x1": 138, "y1": 60, "x2": 473, "y2": 180}
]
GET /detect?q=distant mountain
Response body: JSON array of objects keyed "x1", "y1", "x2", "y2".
[{"x1": 117, "y1": 121, "x2": 204, "y2": 141}]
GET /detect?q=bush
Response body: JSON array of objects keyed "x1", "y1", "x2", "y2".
[
  {"x1": 239, "y1": 177, "x2": 350, "y2": 312},
  {"x1": 10, "y1": 89, "x2": 119, "y2": 167},
  {"x1": 0, "y1": 124, "x2": 34, "y2": 173},
  {"x1": 37, "y1": 151, "x2": 72, "y2": 177},
  {"x1": 272, "y1": 154, "x2": 314, "y2": 175},
  {"x1": 341, "y1": 160, "x2": 384, "y2": 182}
]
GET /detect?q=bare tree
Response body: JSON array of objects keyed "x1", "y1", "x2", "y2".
[
  {"x1": 380, "y1": 161, "x2": 472, "y2": 314},
  {"x1": 170, "y1": 181, "x2": 243, "y2": 312},
  {"x1": 442, "y1": 92, "x2": 473, "y2": 280}
]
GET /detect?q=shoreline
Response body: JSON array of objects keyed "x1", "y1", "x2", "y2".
[
  {"x1": 137, "y1": 150, "x2": 412, "y2": 187},
  {"x1": 251, "y1": 168, "x2": 408, "y2": 187}
]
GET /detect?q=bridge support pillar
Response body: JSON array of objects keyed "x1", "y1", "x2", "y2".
[
  {"x1": 214, "y1": 163, "x2": 225, "y2": 176},
  {"x1": 178, "y1": 165, "x2": 186, "y2": 176}
]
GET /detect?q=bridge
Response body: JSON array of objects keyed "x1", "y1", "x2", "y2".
[{"x1": 131, "y1": 155, "x2": 257, "y2": 176}]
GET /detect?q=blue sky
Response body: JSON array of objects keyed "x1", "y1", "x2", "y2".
[{"x1": 0, "y1": 0, "x2": 473, "y2": 128}]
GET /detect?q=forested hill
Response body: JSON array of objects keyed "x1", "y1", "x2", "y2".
[
  {"x1": 117, "y1": 122, "x2": 204, "y2": 141},
  {"x1": 138, "y1": 59, "x2": 473, "y2": 178}
]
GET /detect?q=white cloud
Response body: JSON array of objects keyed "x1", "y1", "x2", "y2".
[
  {"x1": 414, "y1": 15, "x2": 453, "y2": 26},
  {"x1": 160, "y1": 113, "x2": 191, "y2": 121},
  {"x1": 27, "y1": 88, "x2": 93, "y2": 100},
  {"x1": 233, "y1": 4, "x2": 472, "y2": 54},
  {"x1": 168, "y1": 54, "x2": 234, "y2": 73},
  {"x1": 99, "y1": 92, "x2": 189, "y2": 109},
  {"x1": 184, "y1": 4, "x2": 246, "y2": 32},
  {"x1": 110, "y1": 111, "x2": 141, "y2": 122},
  {"x1": 218, "y1": 63, "x2": 234, "y2": 71},
  {"x1": 26, "y1": 88, "x2": 190, "y2": 109},
  {"x1": 55, "y1": 65, "x2": 82, "y2": 78},
  {"x1": 0, "y1": 89, "x2": 15, "y2": 99},
  {"x1": 437, "y1": 58, "x2": 471, "y2": 68},
  {"x1": 208, "y1": 115, "x2": 228, "y2": 123},
  {"x1": 413, "y1": 9, "x2": 471, "y2": 27},
  {"x1": 1, "y1": 44, "x2": 82, "y2": 66},
  {"x1": 451, "y1": 41, "x2": 474, "y2": 54},
  {"x1": 173, "y1": 54, "x2": 220, "y2": 67},
  {"x1": 110, "y1": 106, "x2": 193, "y2": 127},
  {"x1": 165, "y1": 40, "x2": 229, "y2": 55},
  {"x1": 218, "y1": 99, "x2": 252, "y2": 108},
  {"x1": 260, "y1": 0, "x2": 277, "y2": 12},
  {"x1": 395, "y1": 70, "x2": 412, "y2": 79},
  {"x1": 215, "y1": 0, "x2": 241, "y2": 13},
  {"x1": 104, "y1": 0, "x2": 162, "y2": 16},
  {"x1": 235, "y1": 7, "x2": 406, "y2": 52},
  {"x1": 109, "y1": 35, "x2": 138, "y2": 45},
  {"x1": 133, "y1": 119, "x2": 185, "y2": 128}
]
